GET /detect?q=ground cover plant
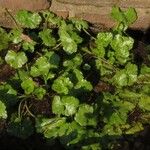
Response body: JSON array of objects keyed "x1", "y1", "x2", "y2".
[{"x1": 0, "y1": 6, "x2": 150, "y2": 150}]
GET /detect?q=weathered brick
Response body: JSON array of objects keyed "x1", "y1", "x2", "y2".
[
  {"x1": 0, "y1": 0, "x2": 150, "y2": 29},
  {"x1": 0, "y1": 0, "x2": 50, "y2": 11},
  {"x1": 53, "y1": 11, "x2": 69, "y2": 18},
  {"x1": 75, "y1": 13, "x2": 115, "y2": 28},
  {"x1": 52, "y1": 0, "x2": 150, "y2": 29}
]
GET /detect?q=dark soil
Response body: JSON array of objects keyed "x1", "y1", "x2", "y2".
[{"x1": 0, "y1": 133, "x2": 65, "y2": 150}]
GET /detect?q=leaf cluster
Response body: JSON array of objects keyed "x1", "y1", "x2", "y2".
[{"x1": 0, "y1": 6, "x2": 149, "y2": 150}]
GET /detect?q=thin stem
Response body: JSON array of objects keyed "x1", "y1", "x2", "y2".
[
  {"x1": 83, "y1": 29, "x2": 96, "y2": 40},
  {"x1": 18, "y1": 99, "x2": 26, "y2": 119},
  {"x1": 81, "y1": 48, "x2": 117, "y2": 71},
  {"x1": 24, "y1": 101, "x2": 35, "y2": 118},
  {"x1": 52, "y1": 43, "x2": 61, "y2": 50},
  {"x1": 5, "y1": 8, "x2": 20, "y2": 29}
]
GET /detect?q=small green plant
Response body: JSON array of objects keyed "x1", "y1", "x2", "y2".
[{"x1": 0, "y1": 6, "x2": 150, "y2": 149}]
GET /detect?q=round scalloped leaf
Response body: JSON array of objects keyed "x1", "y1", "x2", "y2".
[
  {"x1": 111, "y1": 34, "x2": 134, "y2": 64},
  {"x1": 124, "y1": 8, "x2": 137, "y2": 25},
  {"x1": 0, "y1": 100, "x2": 7, "y2": 119},
  {"x1": 36, "y1": 117, "x2": 66, "y2": 139},
  {"x1": 44, "y1": 52, "x2": 60, "y2": 69},
  {"x1": 59, "y1": 29, "x2": 77, "y2": 54},
  {"x1": 63, "y1": 54, "x2": 82, "y2": 68},
  {"x1": 74, "y1": 104, "x2": 97, "y2": 127},
  {"x1": 52, "y1": 76, "x2": 73, "y2": 95},
  {"x1": 96, "y1": 32, "x2": 113, "y2": 48},
  {"x1": 22, "y1": 41, "x2": 36, "y2": 52},
  {"x1": 5, "y1": 50, "x2": 27, "y2": 69},
  {"x1": 34, "y1": 87, "x2": 46, "y2": 100},
  {"x1": 15, "y1": 10, "x2": 42, "y2": 29},
  {"x1": 74, "y1": 69, "x2": 93, "y2": 91},
  {"x1": 52, "y1": 96, "x2": 64, "y2": 115},
  {"x1": 112, "y1": 63, "x2": 137, "y2": 87},
  {"x1": 9, "y1": 29, "x2": 23, "y2": 44},
  {"x1": 30, "y1": 57, "x2": 50, "y2": 77},
  {"x1": 113, "y1": 70, "x2": 127, "y2": 87},
  {"x1": 111, "y1": 6, "x2": 137, "y2": 26},
  {"x1": 21, "y1": 78, "x2": 35, "y2": 95},
  {"x1": 39, "y1": 29, "x2": 56, "y2": 47},
  {"x1": 139, "y1": 96, "x2": 150, "y2": 111},
  {"x1": 70, "y1": 18, "x2": 88, "y2": 31},
  {"x1": 62, "y1": 96, "x2": 79, "y2": 116}
]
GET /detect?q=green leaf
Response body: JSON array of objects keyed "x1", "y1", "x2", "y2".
[
  {"x1": 5, "y1": 50, "x2": 28, "y2": 69},
  {"x1": 61, "y1": 96, "x2": 79, "y2": 116},
  {"x1": 68, "y1": 27, "x2": 83, "y2": 44},
  {"x1": 52, "y1": 96, "x2": 64, "y2": 115},
  {"x1": 96, "y1": 32, "x2": 113, "y2": 48},
  {"x1": 108, "y1": 111, "x2": 127, "y2": 125},
  {"x1": 126, "y1": 63, "x2": 138, "y2": 85},
  {"x1": 52, "y1": 76, "x2": 73, "y2": 94},
  {"x1": 75, "y1": 104, "x2": 97, "y2": 126},
  {"x1": 111, "y1": 34, "x2": 134, "y2": 64},
  {"x1": 111, "y1": 6, "x2": 137, "y2": 25},
  {"x1": 112, "y1": 63, "x2": 137, "y2": 87},
  {"x1": 34, "y1": 87, "x2": 46, "y2": 100},
  {"x1": 111, "y1": 6, "x2": 126, "y2": 23},
  {"x1": 7, "y1": 118, "x2": 34, "y2": 139},
  {"x1": 30, "y1": 66, "x2": 41, "y2": 77},
  {"x1": 139, "y1": 96, "x2": 150, "y2": 111},
  {"x1": 21, "y1": 78, "x2": 35, "y2": 95},
  {"x1": 9, "y1": 29, "x2": 23, "y2": 44},
  {"x1": 70, "y1": 18, "x2": 88, "y2": 31},
  {"x1": 30, "y1": 57, "x2": 50, "y2": 78},
  {"x1": 22, "y1": 41, "x2": 36, "y2": 52},
  {"x1": 59, "y1": 22, "x2": 82, "y2": 54},
  {"x1": 124, "y1": 8, "x2": 137, "y2": 25},
  {"x1": 15, "y1": 10, "x2": 42, "y2": 29},
  {"x1": 103, "y1": 124, "x2": 122, "y2": 136},
  {"x1": 114, "y1": 101, "x2": 135, "y2": 113},
  {"x1": 92, "y1": 46, "x2": 105, "y2": 58},
  {"x1": 0, "y1": 28, "x2": 10, "y2": 51},
  {"x1": 95, "y1": 59, "x2": 112, "y2": 76},
  {"x1": 0, "y1": 100, "x2": 7, "y2": 119},
  {"x1": 52, "y1": 96, "x2": 79, "y2": 116},
  {"x1": 42, "y1": 11, "x2": 62, "y2": 26},
  {"x1": 113, "y1": 70, "x2": 127, "y2": 86},
  {"x1": 39, "y1": 29, "x2": 56, "y2": 47},
  {"x1": 59, "y1": 28, "x2": 77, "y2": 54},
  {"x1": 45, "y1": 51, "x2": 60, "y2": 69},
  {"x1": 63, "y1": 54, "x2": 83, "y2": 69},
  {"x1": 74, "y1": 69, "x2": 93, "y2": 91},
  {"x1": 0, "y1": 84, "x2": 18, "y2": 107},
  {"x1": 36, "y1": 117, "x2": 66, "y2": 138},
  {"x1": 60, "y1": 121, "x2": 86, "y2": 145},
  {"x1": 140, "y1": 65, "x2": 150, "y2": 74},
  {"x1": 83, "y1": 63, "x2": 91, "y2": 71},
  {"x1": 125, "y1": 122, "x2": 144, "y2": 134},
  {"x1": 30, "y1": 52, "x2": 60, "y2": 80},
  {"x1": 92, "y1": 32, "x2": 113, "y2": 58}
]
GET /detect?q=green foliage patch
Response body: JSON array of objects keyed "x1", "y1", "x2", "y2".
[{"x1": 0, "y1": 6, "x2": 150, "y2": 150}]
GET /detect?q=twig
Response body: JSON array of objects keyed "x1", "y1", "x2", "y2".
[
  {"x1": 5, "y1": 8, "x2": 20, "y2": 29},
  {"x1": 24, "y1": 101, "x2": 35, "y2": 118}
]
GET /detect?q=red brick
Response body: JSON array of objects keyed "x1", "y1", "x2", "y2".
[{"x1": 54, "y1": 11, "x2": 69, "y2": 19}]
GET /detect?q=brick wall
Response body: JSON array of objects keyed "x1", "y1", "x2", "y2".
[{"x1": 0, "y1": 0, "x2": 150, "y2": 29}]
